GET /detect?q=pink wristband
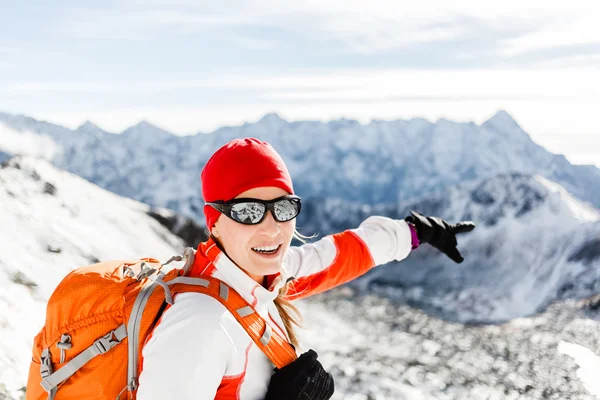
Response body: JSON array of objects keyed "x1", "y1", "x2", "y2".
[{"x1": 408, "y1": 223, "x2": 420, "y2": 250}]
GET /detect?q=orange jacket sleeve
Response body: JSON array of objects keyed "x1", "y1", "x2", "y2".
[{"x1": 283, "y1": 216, "x2": 413, "y2": 300}]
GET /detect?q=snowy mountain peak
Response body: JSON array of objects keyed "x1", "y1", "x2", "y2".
[
  {"x1": 1, "y1": 109, "x2": 600, "y2": 218},
  {"x1": 75, "y1": 121, "x2": 106, "y2": 136},
  {"x1": 76, "y1": 120, "x2": 100, "y2": 131},
  {"x1": 257, "y1": 113, "x2": 287, "y2": 130},
  {"x1": 120, "y1": 120, "x2": 174, "y2": 141},
  {"x1": 127, "y1": 120, "x2": 163, "y2": 131},
  {"x1": 482, "y1": 110, "x2": 520, "y2": 131},
  {"x1": 258, "y1": 112, "x2": 285, "y2": 123}
]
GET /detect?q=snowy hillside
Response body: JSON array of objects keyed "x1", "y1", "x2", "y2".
[
  {"x1": 1, "y1": 111, "x2": 599, "y2": 224},
  {"x1": 0, "y1": 156, "x2": 187, "y2": 399}
]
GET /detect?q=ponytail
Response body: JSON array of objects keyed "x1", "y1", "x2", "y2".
[{"x1": 274, "y1": 229, "x2": 316, "y2": 348}]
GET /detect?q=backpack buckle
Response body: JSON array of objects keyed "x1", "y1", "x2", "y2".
[
  {"x1": 93, "y1": 331, "x2": 120, "y2": 354},
  {"x1": 147, "y1": 271, "x2": 174, "y2": 305},
  {"x1": 40, "y1": 348, "x2": 53, "y2": 378}
]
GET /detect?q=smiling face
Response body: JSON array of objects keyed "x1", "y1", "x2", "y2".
[{"x1": 212, "y1": 186, "x2": 296, "y2": 284}]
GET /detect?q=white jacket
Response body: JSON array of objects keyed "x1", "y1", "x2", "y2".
[{"x1": 136, "y1": 216, "x2": 413, "y2": 400}]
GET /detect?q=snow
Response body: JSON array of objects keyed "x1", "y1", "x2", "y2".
[
  {"x1": 535, "y1": 175, "x2": 600, "y2": 221},
  {"x1": 482, "y1": 110, "x2": 521, "y2": 132},
  {"x1": 558, "y1": 341, "x2": 600, "y2": 399}
]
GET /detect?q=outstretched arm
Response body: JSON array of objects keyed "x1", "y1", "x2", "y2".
[
  {"x1": 283, "y1": 212, "x2": 475, "y2": 300},
  {"x1": 283, "y1": 216, "x2": 413, "y2": 300}
]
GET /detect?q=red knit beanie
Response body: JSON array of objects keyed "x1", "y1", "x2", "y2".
[{"x1": 201, "y1": 138, "x2": 294, "y2": 229}]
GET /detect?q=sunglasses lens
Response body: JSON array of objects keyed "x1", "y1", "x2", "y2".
[
  {"x1": 273, "y1": 199, "x2": 300, "y2": 222},
  {"x1": 230, "y1": 202, "x2": 266, "y2": 224}
]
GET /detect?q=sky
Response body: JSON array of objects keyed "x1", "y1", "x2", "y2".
[{"x1": 1, "y1": 1, "x2": 599, "y2": 167}]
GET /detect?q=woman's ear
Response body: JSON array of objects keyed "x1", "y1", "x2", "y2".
[{"x1": 211, "y1": 224, "x2": 219, "y2": 238}]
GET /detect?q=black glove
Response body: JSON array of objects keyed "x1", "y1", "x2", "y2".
[
  {"x1": 264, "y1": 349, "x2": 334, "y2": 400},
  {"x1": 405, "y1": 210, "x2": 475, "y2": 263}
]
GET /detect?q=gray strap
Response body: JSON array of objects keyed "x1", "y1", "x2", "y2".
[
  {"x1": 181, "y1": 248, "x2": 196, "y2": 275},
  {"x1": 161, "y1": 255, "x2": 184, "y2": 267},
  {"x1": 167, "y1": 276, "x2": 210, "y2": 287},
  {"x1": 219, "y1": 282, "x2": 229, "y2": 301},
  {"x1": 150, "y1": 273, "x2": 213, "y2": 308},
  {"x1": 124, "y1": 274, "x2": 210, "y2": 393},
  {"x1": 40, "y1": 325, "x2": 127, "y2": 393},
  {"x1": 147, "y1": 273, "x2": 174, "y2": 305},
  {"x1": 127, "y1": 279, "x2": 157, "y2": 393},
  {"x1": 162, "y1": 247, "x2": 195, "y2": 271},
  {"x1": 40, "y1": 348, "x2": 57, "y2": 400},
  {"x1": 237, "y1": 306, "x2": 254, "y2": 317},
  {"x1": 260, "y1": 323, "x2": 272, "y2": 346}
]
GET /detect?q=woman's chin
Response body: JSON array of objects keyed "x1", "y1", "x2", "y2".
[{"x1": 249, "y1": 257, "x2": 283, "y2": 275}]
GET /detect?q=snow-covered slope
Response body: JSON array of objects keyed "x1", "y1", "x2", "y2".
[
  {"x1": 1, "y1": 111, "x2": 599, "y2": 223},
  {"x1": 0, "y1": 156, "x2": 187, "y2": 398}
]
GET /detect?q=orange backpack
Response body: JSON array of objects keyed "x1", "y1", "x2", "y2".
[{"x1": 26, "y1": 248, "x2": 297, "y2": 400}]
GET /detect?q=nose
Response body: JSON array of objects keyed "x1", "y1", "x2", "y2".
[{"x1": 259, "y1": 210, "x2": 280, "y2": 237}]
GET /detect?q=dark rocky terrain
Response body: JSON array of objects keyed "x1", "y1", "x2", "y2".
[{"x1": 300, "y1": 288, "x2": 600, "y2": 400}]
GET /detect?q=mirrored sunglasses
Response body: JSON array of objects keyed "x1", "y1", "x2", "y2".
[{"x1": 207, "y1": 195, "x2": 302, "y2": 225}]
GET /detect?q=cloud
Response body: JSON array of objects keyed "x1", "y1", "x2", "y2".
[
  {"x1": 531, "y1": 53, "x2": 600, "y2": 69},
  {"x1": 56, "y1": 8, "x2": 258, "y2": 40},
  {"x1": 48, "y1": 1, "x2": 600, "y2": 68},
  {"x1": 12, "y1": 67, "x2": 597, "y2": 130},
  {"x1": 0, "y1": 46, "x2": 18, "y2": 53},
  {"x1": 3, "y1": 68, "x2": 598, "y2": 99},
  {"x1": 225, "y1": 35, "x2": 276, "y2": 50},
  {"x1": 499, "y1": 15, "x2": 600, "y2": 56}
]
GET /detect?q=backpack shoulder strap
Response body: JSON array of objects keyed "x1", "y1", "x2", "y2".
[{"x1": 166, "y1": 275, "x2": 298, "y2": 369}]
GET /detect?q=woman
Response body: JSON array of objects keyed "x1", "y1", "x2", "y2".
[{"x1": 136, "y1": 138, "x2": 475, "y2": 400}]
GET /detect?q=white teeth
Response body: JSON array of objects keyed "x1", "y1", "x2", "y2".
[{"x1": 252, "y1": 244, "x2": 280, "y2": 252}]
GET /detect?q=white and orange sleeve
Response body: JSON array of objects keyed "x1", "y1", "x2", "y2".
[{"x1": 284, "y1": 216, "x2": 413, "y2": 300}]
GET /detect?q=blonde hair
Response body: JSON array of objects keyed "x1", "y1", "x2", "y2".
[
  {"x1": 273, "y1": 282, "x2": 302, "y2": 348},
  {"x1": 273, "y1": 229, "x2": 317, "y2": 347}
]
